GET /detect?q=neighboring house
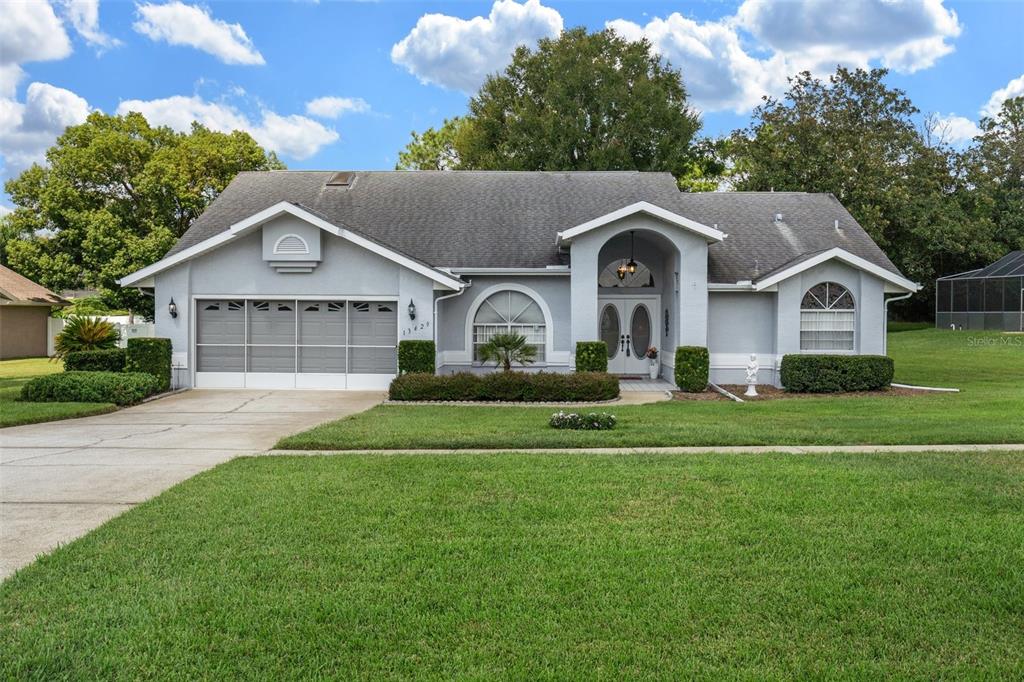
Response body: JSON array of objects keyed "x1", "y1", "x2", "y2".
[
  {"x1": 935, "y1": 251, "x2": 1024, "y2": 331},
  {"x1": 0, "y1": 265, "x2": 67, "y2": 360},
  {"x1": 121, "y1": 171, "x2": 919, "y2": 389}
]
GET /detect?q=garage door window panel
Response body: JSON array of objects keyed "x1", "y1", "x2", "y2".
[{"x1": 196, "y1": 300, "x2": 245, "y2": 371}]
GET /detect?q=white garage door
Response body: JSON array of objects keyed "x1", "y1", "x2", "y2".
[{"x1": 194, "y1": 299, "x2": 397, "y2": 389}]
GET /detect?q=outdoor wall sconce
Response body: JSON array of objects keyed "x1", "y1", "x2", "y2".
[
  {"x1": 168, "y1": 298, "x2": 178, "y2": 319},
  {"x1": 408, "y1": 299, "x2": 416, "y2": 320}
]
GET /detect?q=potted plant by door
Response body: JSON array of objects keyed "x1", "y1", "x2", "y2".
[{"x1": 645, "y1": 347, "x2": 659, "y2": 379}]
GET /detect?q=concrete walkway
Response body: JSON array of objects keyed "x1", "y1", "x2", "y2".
[
  {"x1": 0, "y1": 389, "x2": 383, "y2": 580},
  {"x1": 271, "y1": 443, "x2": 1024, "y2": 456}
]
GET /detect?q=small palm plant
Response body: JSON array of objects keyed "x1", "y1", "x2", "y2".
[
  {"x1": 478, "y1": 333, "x2": 537, "y2": 371},
  {"x1": 53, "y1": 315, "x2": 120, "y2": 360}
]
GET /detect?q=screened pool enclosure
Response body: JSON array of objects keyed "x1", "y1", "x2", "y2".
[{"x1": 935, "y1": 251, "x2": 1024, "y2": 331}]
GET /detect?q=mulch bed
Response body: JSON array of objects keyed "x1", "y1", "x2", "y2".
[{"x1": 672, "y1": 385, "x2": 934, "y2": 402}]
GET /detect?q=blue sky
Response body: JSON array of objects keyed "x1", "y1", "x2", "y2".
[{"x1": 2, "y1": 0, "x2": 1023, "y2": 210}]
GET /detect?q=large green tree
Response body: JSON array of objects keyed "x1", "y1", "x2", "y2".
[
  {"x1": 958, "y1": 96, "x2": 1024, "y2": 257},
  {"x1": 3, "y1": 112, "x2": 283, "y2": 317},
  {"x1": 397, "y1": 28, "x2": 702, "y2": 180},
  {"x1": 729, "y1": 67, "x2": 997, "y2": 317}
]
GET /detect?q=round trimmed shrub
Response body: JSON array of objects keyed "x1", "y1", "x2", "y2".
[
  {"x1": 674, "y1": 346, "x2": 709, "y2": 392},
  {"x1": 575, "y1": 341, "x2": 608, "y2": 373},
  {"x1": 398, "y1": 340, "x2": 436, "y2": 374},
  {"x1": 125, "y1": 338, "x2": 172, "y2": 392}
]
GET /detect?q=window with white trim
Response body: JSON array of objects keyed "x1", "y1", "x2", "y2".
[
  {"x1": 800, "y1": 282, "x2": 856, "y2": 351},
  {"x1": 472, "y1": 290, "x2": 546, "y2": 361}
]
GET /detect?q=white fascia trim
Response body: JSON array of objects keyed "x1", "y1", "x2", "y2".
[
  {"x1": 708, "y1": 283, "x2": 756, "y2": 292},
  {"x1": 447, "y1": 267, "x2": 571, "y2": 276},
  {"x1": 120, "y1": 202, "x2": 465, "y2": 291},
  {"x1": 754, "y1": 248, "x2": 920, "y2": 293},
  {"x1": 556, "y1": 201, "x2": 725, "y2": 245}
]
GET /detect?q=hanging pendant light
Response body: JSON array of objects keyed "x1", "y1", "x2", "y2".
[
  {"x1": 626, "y1": 230, "x2": 638, "y2": 274},
  {"x1": 616, "y1": 262, "x2": 628, "y2": 281}
]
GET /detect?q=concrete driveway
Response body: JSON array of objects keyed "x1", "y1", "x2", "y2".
[{"x1": 0, "y1": 389, "x2": 383, "y2": 580}]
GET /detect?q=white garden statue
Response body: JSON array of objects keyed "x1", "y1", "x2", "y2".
[{"x1": 745, "y1": 353, "x2": 759, "y2": 397}]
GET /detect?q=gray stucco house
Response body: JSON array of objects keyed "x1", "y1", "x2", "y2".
[{"x1": 121, "y1": 171, "x2": 919, "y2": 389}]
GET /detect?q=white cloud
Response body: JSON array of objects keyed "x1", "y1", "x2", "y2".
[
  {"x1": 933, "y1": 113, "x2": 981, "y2": 145},
  {"x1": 116, "y1": 95, "x2": 338, "y2": 159},
  {"x1": 134, "y1": 1, "x2": 265, "y2": 65},
  {"x1": 736, "y1": 0, "x2": 960, "y2": 73},
  {"x1": 0, "y1": 82, "x2": 91, "y2": 177},
  {"x1": 0, "y1": 1, "x2": 72, "y2": 66},
  {"x1": 0, "y1": 204, "x2": 11, "y2": 217},
  {"x1": 305, "y1": 96, "x2": 370, "y2": 119},
  {"x1": 0, "y1": 1, "x2": 73, "y2": 97},
  {"x1": 981, "y1": 74, "x2": 1024, "y2": 118},
  {"x1": 608, "y1": 14, "x2": 789, "y2": 114},
  {"x1": 391, "y1": 0, "x2": 563, "y2": 93},
  {"x1": 608, "y1": 0, "x2": 962, "y2": 113},
  {"x1": 58, "y1": 0, "x2": 122, "y2": 50}
]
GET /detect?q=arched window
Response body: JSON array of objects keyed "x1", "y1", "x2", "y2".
[
  {"x1": 273, "y1": 234, "x2": 310, "y2": 255},
  {"x1": 472, "y1": 290, "x2": 546, "y2": 361},
  {"x1": 800, "y1": 282, "x2": 855, "y2": 351},
  {"x1": 598, "y1": 261, "x2": 655, "y2": 288}
]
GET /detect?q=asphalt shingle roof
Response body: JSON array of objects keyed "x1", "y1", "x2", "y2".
[
  {"x1": 0, "y1": 265, "x2": 66, "y2": 304},
  {"x1": 169, "y1": 170, "x2": 904, "y2": 284}
]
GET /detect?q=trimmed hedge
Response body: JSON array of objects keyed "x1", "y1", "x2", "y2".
[
  {"x1": 398, "y1": 340, "x2": 436, "y2": 374},
  {"x1": 780, "y1": 354, "x2": 894, "y2": 393},
  {"x1": 575, "y1": 341, "x2": 608, "y2": 373},
  {"x1": 64, "y1": 348, "x2": 126, "y2": 373},
  {"x1": 126, "y1": 338, "x2": 172, "y2": 392},
  {"x1": 21, "y1": 371, "x2": 159, "y2": 406},
  {"x1": 674, "y1": 346, "x2": 709, "y2": 392},
  {"x1": 389, "y1": 371, "x2": 619, "y2": 402}
]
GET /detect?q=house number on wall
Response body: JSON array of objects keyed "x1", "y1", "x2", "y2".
[{"x1": 402, "y1": 320, "x2": 431, "y2": 336}]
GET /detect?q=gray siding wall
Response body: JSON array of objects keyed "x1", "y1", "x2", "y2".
[
  {"x1": 436, "y1": 275, "x2": 572, "y2": 372},
  {"x1": 154, "y1": 216, "x2": 436, "y2": 387},
  {"x1": 775, "y1": 260, "x2": 886, "y2": 357}
]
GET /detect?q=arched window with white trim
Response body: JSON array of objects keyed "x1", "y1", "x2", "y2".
[
  {"x1": 800, "y1": 282, "x2": 856, "y2": 351},
  {"x1": 473, "y1": 290, "x2": 546, "y2": 361}
]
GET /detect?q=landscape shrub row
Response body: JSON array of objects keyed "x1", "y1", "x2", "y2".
[
  {"x1": 63, "y1": 348, "x2": 126, "y2": 373},
  {"x1": 780, "y1": 354, "x2": 894, "y2": 393},
  {"x1": 389, "y1": 371, "x2": 619, "y2": 402},
  {"x1": 398, "y1": 340, "x2": 436, "y2": 374},
  {"x1": 574, "y1": 342, "x2": 608, "y2": 373},
  {"x1": 21, "y1": 372, "x2": 160, "y2": 406}
]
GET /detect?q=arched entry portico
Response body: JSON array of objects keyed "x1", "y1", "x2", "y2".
[{"x1": 557, "y1": 205, "x2": 722, "y2": 377}]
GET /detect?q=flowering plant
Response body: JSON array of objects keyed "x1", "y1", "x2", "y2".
[
  {"x1": 645, "y1": 346, "x2": 658, "y2": 360},
  {"x1": 549, "y1": 411, "x2": 616, "y2": 430}
]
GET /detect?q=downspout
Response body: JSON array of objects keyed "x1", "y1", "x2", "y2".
[
  {"x1": 433, "y1": 279, "x2": 472, "y2": 374},
  {"x1": 883, "y1": 291, "x2": 913, "y2": 355}
]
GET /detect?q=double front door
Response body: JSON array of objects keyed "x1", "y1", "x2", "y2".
[{"x1": 599, "y1": 296, "x2": 660, "y2": 375}]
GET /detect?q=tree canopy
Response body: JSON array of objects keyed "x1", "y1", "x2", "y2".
[
  {"x1": 728, "y1": 68, "x2": 1018, "y2": 317},
  {"x1": 2, "y1": 112, "x2": 284, "y2": 317},
  {"x1": 397, "y1": 28, "x2": 702, "y2": 179}
]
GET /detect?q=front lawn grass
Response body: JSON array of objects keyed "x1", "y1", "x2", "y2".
[
  {"x1": 0, "y1": 357, "x2": 114, "y2": 427},
  {"x1": 278, "y1": 328, "x2": 1024, "y2": 450},
  {"x1": 2, "y1": 452, "x2": 1022, "y2": 678}
]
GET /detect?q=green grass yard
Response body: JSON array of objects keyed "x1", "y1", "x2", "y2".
[
  {"x1": 0, "y1": 357, "x2": 114, "y2": 428},
  {"x1": 278, "y1": 328, "x2": 1024, "y2": 450},
  {"x1": 2, "y1": 451, "x2": 1022, "y2": 678}
]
